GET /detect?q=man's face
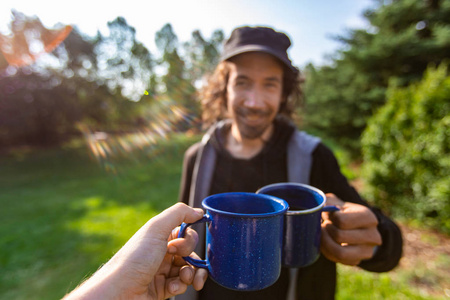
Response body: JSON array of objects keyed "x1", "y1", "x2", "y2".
[{"x1": 226, "y1": 52, "x2": 284, "y2": 140}]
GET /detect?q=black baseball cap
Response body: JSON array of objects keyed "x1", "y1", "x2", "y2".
[{"x1": 220, "y1": 26, "x2": 298, "y2": 74}]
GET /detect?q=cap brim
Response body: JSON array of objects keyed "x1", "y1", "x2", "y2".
[{"x1": 220, "y1": 44, "x2": 297, "y2": 73}]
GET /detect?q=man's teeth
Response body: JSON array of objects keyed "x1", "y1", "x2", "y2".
[{"x1": 246, "y1": 114, "x2": 260, "y2": 121}]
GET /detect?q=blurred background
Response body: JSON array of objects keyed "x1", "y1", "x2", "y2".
[{"x1": 0, "y1": 0, "x2": 449, "y2": 299}]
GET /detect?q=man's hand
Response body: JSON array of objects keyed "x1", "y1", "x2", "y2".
[{"x1": 320, "y1": 194, "x2": 382, "y2": 266}]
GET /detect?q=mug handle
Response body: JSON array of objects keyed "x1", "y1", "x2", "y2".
[
  {"x1": 323, "y1": 205, "x2": 340, "y2": 212},
  {"x1": 177, "y1": 214, "x2": 211, "y2": 268}
]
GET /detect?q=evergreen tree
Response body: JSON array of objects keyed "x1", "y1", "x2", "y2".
[
  {"x1": 155, "y1": 24, "x2": 196, "y2": 105},
  {"x1": 303, "y1": 0, "x2": 450, "y2": 155},
  {"x1": 95, "y1": 17, "x2": 155, "y2": 103},
  {"x1": 183, "y1": 29, "x2": 224, "y2": 83}
]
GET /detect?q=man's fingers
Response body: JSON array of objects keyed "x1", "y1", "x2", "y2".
[
  {"x1": 324, "y1": 195, "x2": 379, "y2": 230},
  {"x1": 327, "y1": 204, "x2": 378, "y2": 230},
  {"x1": 165, "y1": 277, "x2": 188, "y2": 299},
  {"x1": 179, "y1": 252, "x2": 208, "y2": 291},
  {"x1": 179, "y1": 265, "x2": 195, "y2": 284},
  {"x1": 320, "y1": 198, "x2": 381, "y2": 266},
  {"x1": 321, "y1": 222, "x2": 378, "y2": 265},
  {"x1": 166, "y1": 265, "x2": 207, "y2": 295},
  {"x1": 193, "y1": 267, "x2": 208, "y2": 291},
  {"x1": 329, "y1": 210, "x2": 378, "y2": 230},
  {"x1": 324, "y1": 222, "x2": 382, "y2": 246},
  {"x1": 168, "y1": 227, "x2": 199, "y2": 256},
  {"x1": 321, "y1": 229, "x2": 361, "y2": 265}
]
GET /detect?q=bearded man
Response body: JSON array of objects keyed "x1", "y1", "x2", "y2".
[{"x1": 177, "y1": 26, "x2": 402, "y2": 300}]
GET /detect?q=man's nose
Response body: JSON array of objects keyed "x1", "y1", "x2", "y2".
[{"x1": 243, "y1": 87, "x2": 264, "y2": 108}]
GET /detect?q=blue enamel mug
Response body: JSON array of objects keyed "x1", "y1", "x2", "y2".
[
  {"x1": 256, "y1": 183, "x2": 339, "y2": 268},
  {"x1": 178, "y1": 192, "x2": 289, "y2": 291}
]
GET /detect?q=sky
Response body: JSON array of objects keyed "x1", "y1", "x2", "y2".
[{"x1": 0, "y1": 0, "x2": 375, "y2": 68}]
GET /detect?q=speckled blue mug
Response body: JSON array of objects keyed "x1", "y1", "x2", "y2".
[
  {"x1": 256, "y1": 183, "x2": 339, "y2": 267},
  {"x1": 178, "y1": 192, "x2": 289, "y2": 291}
]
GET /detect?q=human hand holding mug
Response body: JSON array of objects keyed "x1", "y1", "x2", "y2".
[
  {"x1": 64, "y1": 203, "x2": 207, "y2": 300},
  {"x1": 320, "y1": 193, "x2": 382, "y2": 266}
]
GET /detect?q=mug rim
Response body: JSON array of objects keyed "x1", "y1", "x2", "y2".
[
  {"x1": 202, "y1": 192, "x2": 289, "y2": 217},
  {"x1": 256, "y1": 182, "x2": 326, "y2": 215}
]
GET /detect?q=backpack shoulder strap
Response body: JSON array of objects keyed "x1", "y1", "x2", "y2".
[
  {"x1": 175, "y1": 123, "x2": 223, "y2": 300},
  {"x1": 286, "y1": 130, "x2": 321, "y2": 300},
  {"x1": 188, "y1": 120, "x2": 229, "y2": 208},
  {"x1": 287, "y1": 130, "x2": 321, "y2": 184}
]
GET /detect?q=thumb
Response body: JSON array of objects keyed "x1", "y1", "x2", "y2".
[
  {"x1": 325, "y1": 193, "x2": 345, "y2": 207},
  {"x1": 147, "y1": 203, "x2": 204, "y2": 240}
]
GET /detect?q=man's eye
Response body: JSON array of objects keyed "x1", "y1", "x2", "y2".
[{"x1": 265, "y1": 82, "x2": 278, "y2": 88}]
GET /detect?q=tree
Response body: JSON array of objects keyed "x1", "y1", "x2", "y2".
[
  {"x1": 95, "y1": 17, "x2": 156, "y2": 103},
  {"x1": 344, "y1": 0, "x2": 450, "y2": 86},
  {"x1": 302, "y1": 0, "x2": 450, "y2": 155},
  {"x1": 155, "y1": 23, "x2": 194, "y2": 101},
  {"x1": 302, "y1": 61, "x2": 384, "y2": 155},
  {"x1": 154, "y1": 24, "x2": 198, "y2": 129},
  {"x1": 183, "y1": 29, "x2": 224, "y2": 83}
]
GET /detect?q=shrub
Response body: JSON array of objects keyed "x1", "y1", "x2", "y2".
[{"x1": 361, "y1": 63, "x2": 450, "y2": 233}]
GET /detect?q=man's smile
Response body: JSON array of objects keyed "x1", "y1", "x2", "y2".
[{"x1": 236, "y1": 107, "x2": 272, "y2": 125}]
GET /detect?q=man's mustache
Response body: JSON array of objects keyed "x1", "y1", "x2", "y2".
[{"x1": 236, "y1": 107, "x2": 272, "y2": 117}]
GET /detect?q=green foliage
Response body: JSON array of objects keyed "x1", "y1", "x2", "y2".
[
  {"x1": 361, "y1": 63, "x2": 450, "y2": 233},
  {"x1": 302, "y1": 0, "x2": 450, "y2": 155},
  {"x1": 302, "y1": 62, "x2": 385, "y2": 157}
]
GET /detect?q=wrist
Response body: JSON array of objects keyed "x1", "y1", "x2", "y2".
[{"x1": 64, "y1": 263, "x2": 123, "y2": 300}]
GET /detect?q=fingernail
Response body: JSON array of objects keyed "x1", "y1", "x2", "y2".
[{"x1": 170, "y1": 282, "x2": 179, "y2": 293}]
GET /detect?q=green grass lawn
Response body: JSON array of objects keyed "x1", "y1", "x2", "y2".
[
  {"x1": 0, "y1": 133, "x2": 447, "y2": 299},
  {"x1": 0, "y1": 134, "x2": 198, "y2": 300}
]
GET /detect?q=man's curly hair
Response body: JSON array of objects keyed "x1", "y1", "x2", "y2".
[{"x1": 199, "y1": 57, "x2": 303, "y2": 129}]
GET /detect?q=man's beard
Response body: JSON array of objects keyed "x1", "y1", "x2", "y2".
[{"x1": 234, "y1": 106, "x2": 274, "y2": 140}]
